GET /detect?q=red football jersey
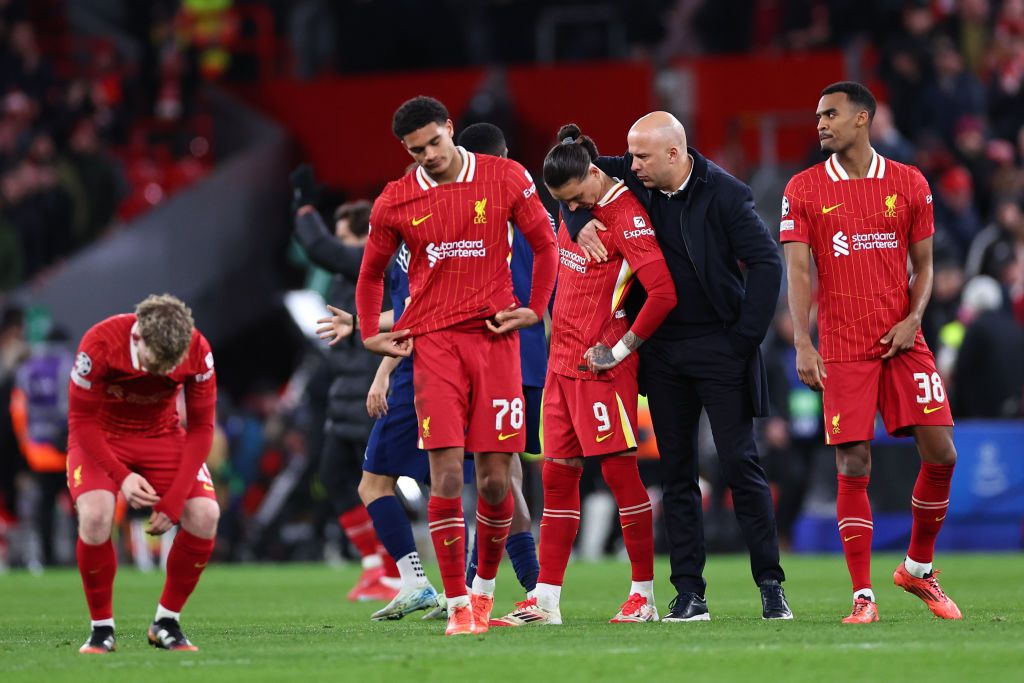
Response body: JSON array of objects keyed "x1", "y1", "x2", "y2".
[
  {"x1": 780, "y1": 151, "x2": 934, "y2": 362},
  {"x1": 360, "y1": 148, "x2": 556, "y2": 336},
  {"x1": 68, "y1": 314, "x2": 216, "y2": 437},
  {"x1": 549, "y1": 181, "x2": 665, "y2": 380}
]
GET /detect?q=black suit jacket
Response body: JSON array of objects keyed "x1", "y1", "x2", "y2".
[{"x1": 564, "y1": 147, "x2": 782, "y2": 416}]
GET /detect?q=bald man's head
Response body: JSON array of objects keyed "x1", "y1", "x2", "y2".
[{"x1": 627, "y1": 111, "x2": 691, "y2": 191}]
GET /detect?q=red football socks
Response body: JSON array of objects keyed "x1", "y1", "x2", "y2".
[
  {"x1": 338, "y1": 505, "x2": 381, "y2": 559},
  {"x1": 428, "y1": 496, "x2": 467, "y2": 599},
  {"x1": 601, "y1": 456, "x2": 654, "y2": 582},
  {"x1": 378, "y1": 544, "x2": 400, "y2": 580},
  {"x1": 159, "y1": 529, "x2": 215, "y2": 612},
  {"x1": 537, "y1": 460, "x2": 582, "y2": 587},
  {"x1": 77, "y1": 538, "x2": 116, "y2": 621},
  {"x1": 474, "y1": 490, "x2": 514, "y2": 582},
  {"x1": 837, "y1": 473, "x2": 873, "y2": 592},
  {"x1": 908, "y1": 462, "x2": 954, "y2": 565}
]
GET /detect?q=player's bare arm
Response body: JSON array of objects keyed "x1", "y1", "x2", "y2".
[
  {"x1": 785, "y1": 241, "x2": 827, "y2": 391},
  {"x1": 316, "y1": 305, "x2": 355, "y2": 345},
  {"x1": 367, "y1": 355, "x2": 401, "y2": 418},
  {"x1": 881, "y1": 236, "x2": 934, "y2": 359},
  {"x1": 486, "y1": 306, "x2": 540, "y2": 334},
  {"x1": 363, "y1": 330, "x2": 413, "y2": 358}
]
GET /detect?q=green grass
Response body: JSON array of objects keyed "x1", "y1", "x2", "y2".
[{"x1": 1, "y1": 553, "x2": 1022, "y2": 682}]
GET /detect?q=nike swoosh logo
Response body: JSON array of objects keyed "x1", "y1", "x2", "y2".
[
  {"x1": 822, "y1": 203, "x2": 843, "y2": 214},
  {"x1": 443, "y1": 536, "x2": 462, "y2": 546},
  {"x1": 194, "y1": 562, "x2": 208, "y2": 569},
  {"x1": 622, "y1": 522, "x2": 637, "y2": 529},
  {"x1": 411, "y1": 213, "x2": 433, "y2": 226},
  {"x1": 843, "y1": 535, "x2": 861, "y2": 542},
  {"x1": 596, "y1": 432, "x2": 615, "y2": 443},
  {"x1": 202, "y1": 483, "x2": 215, "y2": 491},
  {"x1": 497, "y1": 432, "x2": 520, "y2": 441},
  {"x1": 934, "y1": 515, "x2": 946, "y2": 522},
  {"x1": 923, "y1": 405, "x2": 944, "y2": 414},
  {"x1": 490, "y1": 535, "x2": 508, "y2": 543}
]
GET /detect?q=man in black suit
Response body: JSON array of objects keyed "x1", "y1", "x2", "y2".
[{"x1": 562, "y1": 112, "x2": 790, "y2": 621}]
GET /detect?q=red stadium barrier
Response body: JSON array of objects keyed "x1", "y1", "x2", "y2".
[{"x1": 237, "y1": 52, "x2": 853, "y2": 196}]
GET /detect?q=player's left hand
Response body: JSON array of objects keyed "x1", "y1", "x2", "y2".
[
  {"x1": 880, "y1": 316, "x2": 919, "y2": 359},
  {"x1": 146, "y1": 510, "x2": 174, "y2": 536},
  {"x1": 584, "y1": 343, "x2": 619, "y2": 372},
  {"x1": 316, "y1": 305, "x2": 355, "y2": 345},
  {"x1": 364, "y1": 330, "x2": 414, "y2": 357},
  {"x1": 486, "y1": 306, "x2": 539, "y2": 334}
]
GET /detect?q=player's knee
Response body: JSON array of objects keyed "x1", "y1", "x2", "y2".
[
  {"x1": 78, "y1": 512, "x2": 113, "y2": 544},
  {"x1": 430, "y1": 469, "x2": 463, "y2": 498},
  {"x1": 182, "y1": 498, "x2": 220, "y2": 538},
  {"x1": 920, "y1": 432, "x2": 957, "y2": 466},
  {"x1": 835, "y1": 444, "x2": 871, "y2": 477},
  {"x1": 477, "y1": 473, "x2": 510, "y2": 504},
  {"x1": 357, "y1": 475, "x2": 391, "y2": 506},
  {"x1": 75, "y1": 494, "x2": 114, "y2": 544}
]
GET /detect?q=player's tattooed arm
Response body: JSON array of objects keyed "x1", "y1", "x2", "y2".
[{"x1": 585, "y1": 331, "x2": 644, "y2": 372}]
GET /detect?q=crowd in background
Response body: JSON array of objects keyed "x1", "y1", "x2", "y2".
[{"x1": 1, "y1": 0, "x2": 1023, "y2": 569}]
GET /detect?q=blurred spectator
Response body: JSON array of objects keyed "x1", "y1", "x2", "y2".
[
  {"x1": 988, "y1": 0, "x2": 1024, "y2": 140},
  {"x1": 952, "y1": 275, "x2": 1024, "y2": 417},
  {"x1": 966, "y1": 195, "x2": 1024, "y2": 278},
  {"x1": 923, "y1": 250, "x2": 966, "y2": 355},
  {"x1": 0, "y1": 305, "x2": 27, "y2": 521},
  {"x1": 762, "y1": 306, "x2": 822, "y2": 549},
  {"x1": 9, "y1": 329, "x2": 73, "y2": 568},
  {"x1": 871, "y1": 102, "x2": 915, "y2": 164},
  {"x1": 879, "y1": 0, "x2": 939, "y2": 135},
  {"x1": 952, "y1": 115, "x2": 997, "y2": 217},
  {"x1": 921, "y1": 36, "x2": 987, "y2": 146},
  {"x1": 935, "y1": 166, "x2": 983, "y2": 255},
  {"x1": 949, "y1": 0, "x2": 994, "y2": 77}
]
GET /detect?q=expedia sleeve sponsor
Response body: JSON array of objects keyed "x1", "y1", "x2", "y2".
[
  {"x1": 851, "y1": 232, "x2": 899, "y2": 250},
  {"x1": 623, "y1": 227, "x2": 655, "y2": 239}
]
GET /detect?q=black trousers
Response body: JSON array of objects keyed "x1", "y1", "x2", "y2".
[
  {"x1": 320, "y1": 433, "x2": 365, "y2": 516},
  {"x1": 643, "y1": 332, "x2": 784, "y2": 596}
]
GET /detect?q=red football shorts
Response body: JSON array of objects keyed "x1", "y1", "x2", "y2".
[
  {"x1": 822, "y1": 340, "x2": 954, "y2": 446},
  {"x1": 413, "y1": 325, "x2": 525, "y2": 453},
  {"x1": 543, "y1": 369, "x2": 639, "y2": 458},
  {"x1": 66, "y1": 430, "x2": 217, "y2": 502}
]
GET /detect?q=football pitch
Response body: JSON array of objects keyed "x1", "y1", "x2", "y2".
[{"x1": 1, "y1": 553, "x2": 1021, "y2": 683}]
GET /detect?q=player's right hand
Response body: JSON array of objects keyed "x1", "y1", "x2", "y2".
[
  {"x1": 289, "y1": 164, "x2": 317, "y2": 213},
  {"x1": 121, "y1": 473, "x2": 160, "y2": 509},
  {"x1": 367, "y1": 374, "x2": 390, "y2": 418},
  {"x1": 795, "y1": 342, "x2": 827, "y2": 392},
  {"x1": 316, "y1": 305, "x2": 355, "y2": 345},
  {"x1": 577, "y1": 220, "x2": 609, "y2": 262},
  {"x1": 363, "y1": 330, "x2": 413, "y2": 358}
]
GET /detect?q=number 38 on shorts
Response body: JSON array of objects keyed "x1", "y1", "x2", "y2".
[{"x1": 822, "y1": 345, "x2": 953, "y2": 446}]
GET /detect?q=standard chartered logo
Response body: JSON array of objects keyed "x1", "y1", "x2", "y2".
[
  {"x1": 832, "y1": 230, "x2": 899, "y2": 258},
  {"x1": 426, "y1": 240, "x2": 486, "y2": 267},
  {"x1": 832, "y1": 231, "x2": 849, "y2": 257}
]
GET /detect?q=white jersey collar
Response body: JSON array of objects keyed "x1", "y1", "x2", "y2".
[
  {"x1": 825, "y1": 148, "x2": 886, "y2": 181},
  {"x1": 415, "y1": 146, "x2": 477, "y2": 190}
]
